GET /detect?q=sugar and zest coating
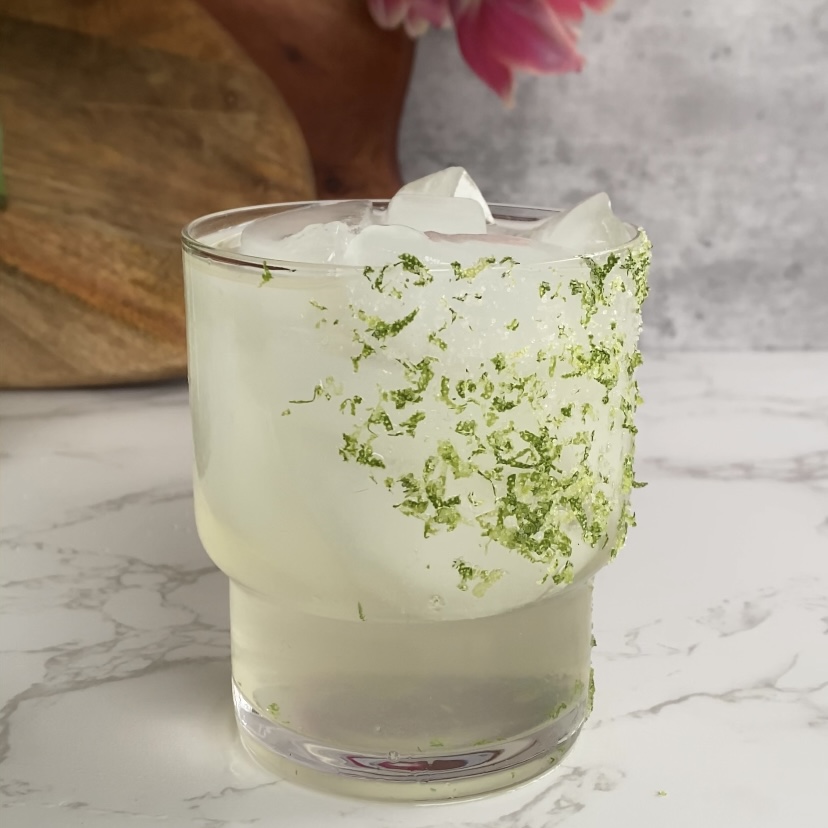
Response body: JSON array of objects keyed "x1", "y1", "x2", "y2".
[{"x1": 288, "y1": 237, "x2": 651, "y2": 593}]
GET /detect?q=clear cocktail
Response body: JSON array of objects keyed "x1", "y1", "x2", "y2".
[{"x1": 182, "y1": 170, "x2": 650, "y2": 800}]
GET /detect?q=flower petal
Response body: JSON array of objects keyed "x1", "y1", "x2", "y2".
[
  {"x1": 451, "y1": 2, "x2": 515, "y2": 101},
  {"x1": 545, "y1": 0, "x2": 614, "y2": 23},
  {"x1": 409, "y1": 0, "x2": 452, "y2": 28},
  {"x1": 369, "y1": 0, "x2": 450, "y2": 36},
  {"x1": 404, "y1": 15, "x2": 431, "y2": 37},
  {"x1": 452, "y1": 0, "x2": 583, "y2": 100},
  {"x1": 367, "y1": 0, "x2": 411, "y2": 29},
  {"x1": 455, "y1": 37, "x2": 515, "y2": 101},
  {"x1": 368, "y1": 0, "x2": 607, "y2": 101}
]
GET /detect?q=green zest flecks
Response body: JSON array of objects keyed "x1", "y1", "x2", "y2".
[
  {"x1": 266, "y1": 702, "x2": 290, "y2": 725},
  {"x1": 452, "y1": 558, "x2": 505, "y2": 597},
  {"x1": 587, "y1": 667, "x2": 596, "y2": 715},
  {"x1": 548, "y1": 700, "x2": 568, "y2": 720},
  {"x1": 293, "y1": 238, "x2": 650, "y2": 593},
  {"x1": 569, "y1": 253, "x2": 619, "y2": 325}
]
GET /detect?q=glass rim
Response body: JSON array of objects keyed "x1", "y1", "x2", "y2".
[{"x1": 181, "y1": 199, "x2": 644, "y2": 275}]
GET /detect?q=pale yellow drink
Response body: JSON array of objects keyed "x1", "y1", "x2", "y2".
[{"x1": 183, "y1": 197, "x2": 649, "y2": 800}]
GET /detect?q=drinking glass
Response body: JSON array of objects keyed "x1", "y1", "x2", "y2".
[{"x1": 182, "y1": 201, "x2": 649, "y2": 801}]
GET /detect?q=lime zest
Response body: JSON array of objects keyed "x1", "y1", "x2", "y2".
[
  {"x1": 289, "y1": 238, "x2": 650, "y2": 586},
  {"x1": 259, "y1": 262, "x2": 273, "y2": 286}
]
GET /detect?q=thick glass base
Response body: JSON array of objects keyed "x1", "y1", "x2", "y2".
[{"x1": 234, "y1": 682, "x2": 584, "y2": 802}]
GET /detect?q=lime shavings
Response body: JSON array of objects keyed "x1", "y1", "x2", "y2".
[{"x1": 292, "y1": 241, "x2": 650, "y2": 591}]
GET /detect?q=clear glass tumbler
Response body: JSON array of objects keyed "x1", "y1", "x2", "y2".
[{"x1": 182, "y1": 202, "x2": 650, "y2": 801}]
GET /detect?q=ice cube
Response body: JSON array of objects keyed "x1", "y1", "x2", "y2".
[
  {"x1": 488, "y1": 217, "x2": 549, "y2": 237},
  {"x1": 239, "y1": 220, "x2": 354, "y2": 264},
  {"x1": 386, "y1": 194, "x2": 488, "y2": 235},
  {"x1": 345, "y1": 225, "x2": 571, "y2": 270},
  {"x1": 398, "y1": 166, "x2": 494, "y2": 223},
  {"x1": 530, "y1": 193, "x2": 633, "y2": 254},
  {"x1": 239, "y1": 201, "x2": 371, "y2": 260},
  {"x1": 343, "y1": 224, "x2": 438, "y2": 268},
  {"x1": 426, "y1": 232, "x2": 573, "y2": 266}
]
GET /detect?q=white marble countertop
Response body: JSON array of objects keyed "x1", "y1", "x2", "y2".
[{"x1": 2, "y1": 353, "x2": 827, "y2": 827}]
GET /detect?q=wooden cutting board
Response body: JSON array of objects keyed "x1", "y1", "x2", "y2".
[
  {"x1": 0, "y1": 0, "x2": 315, "y2": 388},
  {"x1": 195, "y1": 0, "x2": 414, "y2": 200}
]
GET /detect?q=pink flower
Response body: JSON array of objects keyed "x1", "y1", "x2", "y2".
[
  {"x1": 367, "y1": 0, "x2": 451, "y2": 37},
  {"x1": 367, "y1": 0, "x2": 613, "y2": 101}
]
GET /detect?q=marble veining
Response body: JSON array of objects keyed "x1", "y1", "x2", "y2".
[{"x1": 1, "y1": 353, "x2": 827, "y2": 826}]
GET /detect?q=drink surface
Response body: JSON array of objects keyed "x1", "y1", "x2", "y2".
[{"x1": 183, "y1": 169, "x2": 650, "y2": 795}]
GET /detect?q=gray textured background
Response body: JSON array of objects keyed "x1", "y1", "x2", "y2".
[{"x1": 399, "y1": 0, "x2": 828, "y2": 350}]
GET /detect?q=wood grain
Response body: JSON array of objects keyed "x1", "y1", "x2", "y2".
[
  {"x1": 0, "y1": 0, "x2": 314, "y2": 388},
  {"x1": 196, "y1": 0, "x2": 414, "y2": 199}
]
